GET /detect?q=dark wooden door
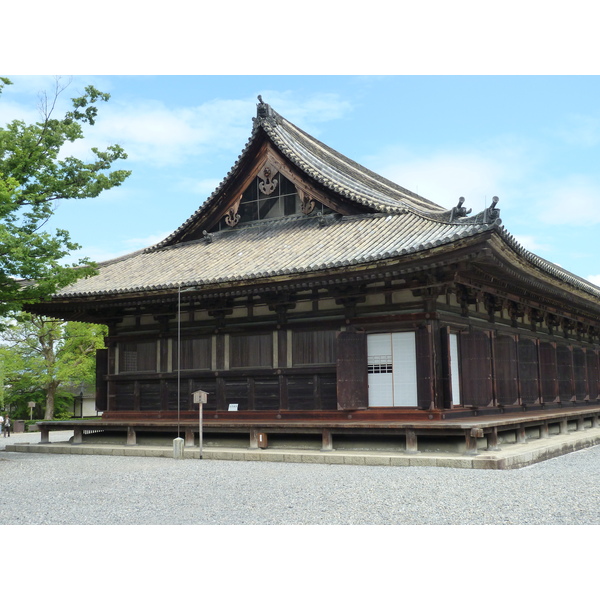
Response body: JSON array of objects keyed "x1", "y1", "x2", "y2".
[{"x1": 336, "y1": 330, "x2": 368, "y2": 410}]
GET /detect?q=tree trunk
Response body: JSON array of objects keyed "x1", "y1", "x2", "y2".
[{"x1": 44, "y1": 382, "x2": 59, "y2": 421}]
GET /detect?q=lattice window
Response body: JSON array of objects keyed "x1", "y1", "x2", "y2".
[
  {"x1": 212, "y1": 173, "x2": 333, "y2": 232},
  {"x1": 118, "y1": 341, "x2": 157, "y2": 373},
  {"x1": 367, "y1": 357, "x2": 393, "y2": 374}
]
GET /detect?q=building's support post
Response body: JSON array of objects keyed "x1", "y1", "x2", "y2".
[
  {"x1": 184, "y1": 427, "x2": 195, "y2": 447},
  {"x1": 540, "y1": 422, "x2": 550, "y2": 439},
  {"x1": 464, "y1": 431, "x2": 479, "y2": 456},
  {"x1": 559, "y1": 418, "x2": 569, "y2": 435},
  {"x1": 249, "y1": 428, "x2": 259, "y2": 449},
  {"x1": 465, "y1": 427, "x2": 483, "y2": 455},
  {"x1": 405, "y1": 429, "x2": 419, "y2": 454},
  {"x1": 126, "y1": 426, "x2": 137, "y2": 446},
  {"x1": 577, "y1": 416, "x2": 586, "y2": 431},
  {"x1": 486, "y1": 427, "x2": 501, "y2": 451},
  {"x1": 73, "y1": 427, "x2": 83, "y2": 445},
  {"x1": 439, "y1": 326, "x2": 452, "y2": 409},
  {"x1": 516, "y1": 425, "x2": 527, "y2": 444},
  {"x1": 321, "y1": 429, "x2": 333, "y2": 452},
  {"x1": 416, "y1": 322, "x2": 437, "y2": 410}
]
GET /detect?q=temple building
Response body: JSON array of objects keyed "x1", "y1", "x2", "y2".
[{"x1": 29, "y1": 98, "x2": 600, "y2": 455}]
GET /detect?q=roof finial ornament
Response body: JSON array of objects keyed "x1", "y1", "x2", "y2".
[
  {"x1": 450, "y1": 196, "x2": 472, "y2": 221},
  {"x1": 456, "y1": 197, "x2": 472, "y2": 217},
  {"x1": 484, "y1": 196, "x2": 501, "y2": 223},
  {"x1": 256, "y1": 95, "x2": 271, "y2": 119}
]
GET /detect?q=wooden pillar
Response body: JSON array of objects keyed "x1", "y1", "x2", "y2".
[
  {"x1": 535, "y1": 339, "x2": 543, "y2": 404},
  {"x1": 540, "y1": 422, "x2": 549, "y2": 439},
  {"x1": 514, "y1": 334, "x2": 523, "y2": 406},
  {"x1": 95, "y1": 348, "x2": 109, "y2": 412},
  {"x1": 486, "y1": 427, "x2": 500, "y2": 451},
  {"x1": 247, "y1": 377, "x2": 255, "y2": 411},
  {"x1": 416, "y1": 323, "x2": 436, "y2": 410},
  {"x1": 464, "y1": 431, "x2": 479, "y2": 455},
  {"x1": 439, "y1": 326, "x2": 452, "y2": 409},
  {"x1": 126, "y1": 426, "x2": 137, "y2": 446},
  {"x1": 321, "y1": 429, "x2": 333, "y2": 452},
  {"x1": 516, "y1": 425, "x2": 527, "y2": 444},
  {"x1": 405, "y1": 429, "x2": 419, "y2": 454},
  {"x1": 249, "y1": 428, "x2": 259, "y2": 449}
]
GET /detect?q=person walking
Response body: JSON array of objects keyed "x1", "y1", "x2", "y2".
[
  {"x1": 0, "y1": 414, "x2": 3, "y2": 435},
  {"x1": 3, "y1": 415, "x2": 10, "y2": 437}
]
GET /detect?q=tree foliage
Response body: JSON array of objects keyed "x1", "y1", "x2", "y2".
[
  {"x1": 0, "y1": 77, "x2": 131, "y2": 317},
  {"x1": 0, "y1": 313, "x2": 107, "y2": 420}
]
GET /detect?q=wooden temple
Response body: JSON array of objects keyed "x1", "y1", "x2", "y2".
[{"x1": 29, "y1": 97, "x2": 600, "y2": 455}]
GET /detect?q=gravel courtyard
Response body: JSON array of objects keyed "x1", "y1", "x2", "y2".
[{"x1": 2, "y1": 431, "x2": 600, "y2": 525}]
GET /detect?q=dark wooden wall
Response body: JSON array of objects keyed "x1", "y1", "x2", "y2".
[
  {"x1": 457, "y1": 328, "x2": 600, "y2": 408},
  {"x1": 97, "y1": 290, "x2": 600, "y2": 415}
]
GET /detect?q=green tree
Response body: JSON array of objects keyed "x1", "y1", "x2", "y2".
[
  {"x1": 0, "y1": 313, "x2": 107, "y2": 420},
  {"x1": 0, "y1": 77, "x2": 130, "y2": 318}
]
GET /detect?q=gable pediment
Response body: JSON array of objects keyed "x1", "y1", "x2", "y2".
[{"x1": 169, "y1": 140, "x2": 368, "y2": 245}]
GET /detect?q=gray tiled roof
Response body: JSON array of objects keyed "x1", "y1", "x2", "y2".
[{"x1": 54, "y1": 212, "x2": 496, "y2": 298}]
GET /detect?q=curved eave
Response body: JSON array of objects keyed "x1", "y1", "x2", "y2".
[
  {"x1": 492, "y1": 226, "x2": 600, "y2": 302},
  {"x1": 48, "y1": 213, "x2": 498, "y2": 302}
]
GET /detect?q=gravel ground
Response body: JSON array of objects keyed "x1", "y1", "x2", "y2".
[{"x1": 2, "y1": 431, "x2": 600, "y2": 525}]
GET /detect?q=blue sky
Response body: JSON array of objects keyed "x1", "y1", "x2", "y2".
[{"x1": 2, "y1": 74, "x2": 600, "y2": 287}]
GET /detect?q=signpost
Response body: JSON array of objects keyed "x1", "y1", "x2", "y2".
[{"x1": 192, "y1": 390, "x2": 209, "y2": 459}]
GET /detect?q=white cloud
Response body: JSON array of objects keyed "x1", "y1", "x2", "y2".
[
  {"x1": 554, "y1": 114, "x2": 600, "y2": 148},
  {"x1": 512, "y1": 234, "x2": 550, "y2": 254},
  {"x1": 65, "y1": 231, "x2": 171, "y2": 264},
  {"x1": 530, "y1": 175, "x2": 600, "y2": 225},
  {"x1": 257, "y1": 91, "x2": 353, "y2": 126},
  {"x1": 0, "y1": 99, "x2": 39, "y2": 125},
  {"x1": 372, "y1": 140, "x2": 533, "y2": 211},
  {"x1": 59, "y1": 92, "x2": 353, "y2": 168},
  {"x1": 176, "y1": 178, "x2": 224, "y2": 199},
  {"x1": 586, "y1": 274, "x2": 600, "y2": 287},
  {"x1": 122, "y1": 231, "x2": 172, "y2": 252}
]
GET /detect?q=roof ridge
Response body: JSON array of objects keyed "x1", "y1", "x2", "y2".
[{"x1": 270, "y1": 110, "x2": 446, "y2": 212}]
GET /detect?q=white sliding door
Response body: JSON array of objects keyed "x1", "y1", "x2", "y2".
[
  {"x1": 449, "y1": 332, "x2": 461, "y2": 405},
  {"x1": 367, "y1": 333, "x2": 394, "y2": 407},
  {"x1": 368, "y1": 332, "x2": 418, "y2": 407}
]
